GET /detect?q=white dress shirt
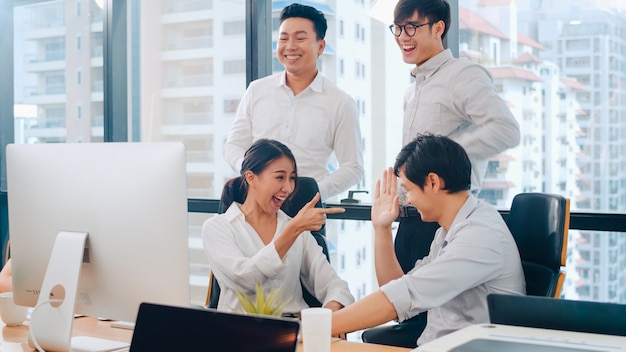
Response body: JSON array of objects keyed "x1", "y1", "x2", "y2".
[
  {"x1": 403, "y1": 49, "x2": 520, "y2": 193},
  {"x1": 381, "y1": 195, "x2": 526, "y2": 345},
  {"x1": 202, "y1": 203, "x2": 354, "y2": 314},
  {"x1": 224, "y1": 71, "x2": 364, "y2": 200}
]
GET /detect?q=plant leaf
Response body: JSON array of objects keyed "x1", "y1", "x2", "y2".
[{"x1": 235, "y1": 282, "x2": 292, "y2": 316}]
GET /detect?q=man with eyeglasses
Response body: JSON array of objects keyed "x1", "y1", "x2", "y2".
[
  {"x1": 362, "y1": 0, "x2": 521, "y2": 348},
  {"x1": 224, "y1": 3, "x2": 364, "y2": 201}
]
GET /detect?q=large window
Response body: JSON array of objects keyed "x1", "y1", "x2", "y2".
[{"x1": 3, "y1": 0, "x2": 626, "y2": 315}]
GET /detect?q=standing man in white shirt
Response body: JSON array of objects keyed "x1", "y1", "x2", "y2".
[
  {"x1": 362, "y1": 0, "x2": 521, "y2": 347},
  {"x1": 224, "y1": 3, "x2": 364, "y2": 201}
]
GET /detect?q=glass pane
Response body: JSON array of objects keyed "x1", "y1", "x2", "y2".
[
  {"x1": 565, "y1": 230, "x2": 626, "y2": 302},
  {"x1": 460, "y1": 0, "x2": 626, "y2": 303},
  {"x1": 269, "y1": 2, "x2": 380, "y2": 340},
  {"x1": 136, "y1": 0, "x2": 244, "y2": 200},
  {"x1": 13, "y1": 0, "x2": 104, "y2": 144},
  {"x1": 134, "y1": 0, "x2": 247, "y2": 306}
]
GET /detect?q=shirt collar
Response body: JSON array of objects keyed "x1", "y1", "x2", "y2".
[
  {"x1": 439, "y1": 194, "x2": 479, "y2": 245},
  {"x1": 224, "y1": 201, "x2": 290, "y2": 222},
  {"x1": 411, "y1": 48, "x2": 453, "y2": 80},
  {"x1": 279, "y1": 71, "x2": 324, "y2": 93},
  {"x1": 451, "y1": 194, "x2": 480, "y2": 227},
  {"x1": 225, "y1": 202, "x2": 244, "y2": 222}
]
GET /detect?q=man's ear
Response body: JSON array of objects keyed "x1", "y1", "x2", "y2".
[
  {"x1": 317, "y1": 39, "x2": 326, "y2": 57},
  {"x1": 426, "y1": 172, "x2": 444, "y2": 191},
  {"x1": 433, "y1": 19, "x2": 445, "y2": 40}
]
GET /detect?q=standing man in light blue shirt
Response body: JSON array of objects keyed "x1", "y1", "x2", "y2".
[
  {"x1": 224, "y1": 3, "x2": 364, "y2": 201},
  {"x1": 332, "y1": 134, "x2": 525, "y2": 346}
]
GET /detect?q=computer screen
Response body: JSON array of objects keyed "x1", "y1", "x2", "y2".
[{"x1": 6, "y1": 142, "x2": 190, "y2": 350}]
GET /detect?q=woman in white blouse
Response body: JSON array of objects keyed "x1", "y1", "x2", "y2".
[{"x1": 202, "y1": 139, "x2": 354, "y2": 315}]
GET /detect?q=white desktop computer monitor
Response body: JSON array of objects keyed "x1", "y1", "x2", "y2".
[{"x1": 6, "y1": 142, "x2": 190, "y2": 351}]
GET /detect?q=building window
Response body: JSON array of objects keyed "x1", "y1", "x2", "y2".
[
  {"x1": 223, "y1": 99, "x2": 240, "y2": 114},
  {"x1": 45, "y1": 40, "x2": 65, "y2": 61},
  {"x1": 45, "y1": 74, "x2": 65, "y2": 94},
  {"x1": 223, "y1": 60, "x2": 245, "y2": 74},
  {"x1": 224, "y1": 20, "x2": 245, "y2": 35}
]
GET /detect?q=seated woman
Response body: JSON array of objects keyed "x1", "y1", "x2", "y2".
[{"x1": 202, "y1": 139, "x2": 354, "y2": 315}]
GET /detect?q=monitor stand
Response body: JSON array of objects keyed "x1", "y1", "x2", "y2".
[{"x1": 28, "y1": 231, "x2": 130, "y2": 352}]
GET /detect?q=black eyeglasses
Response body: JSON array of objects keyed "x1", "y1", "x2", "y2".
[{"x1": 389, "y1": 22, "x2": 433, "y2": 37}]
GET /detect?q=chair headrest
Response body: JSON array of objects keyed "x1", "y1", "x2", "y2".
[{"x1": 506, "y1": 193, "x2": 568, "y2": 271}]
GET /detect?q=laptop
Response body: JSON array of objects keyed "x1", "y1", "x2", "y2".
[{"x1": 129, "y1": 303, "x2": 300, "y2": 352}]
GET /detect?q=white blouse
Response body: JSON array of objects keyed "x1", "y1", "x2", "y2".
[{"x1": 202, "y1": 203, "x2": 354, "y2": 314}]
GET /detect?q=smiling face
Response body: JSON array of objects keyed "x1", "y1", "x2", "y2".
[
  {"x1": 394, "y1": 11, "x2": 445, "y2": 66},
  {"x1": 276, "y1": 17, "x2": 325, "y2": 77},
  {"x1": 399, "y1": 168, "x2": 439, "y2": 223},
  {"x1": 246, "y1": 156, "x2": 296, "y2": 214}
]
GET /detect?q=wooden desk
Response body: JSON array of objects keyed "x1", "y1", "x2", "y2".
[
  {"x1": 0, "y1": 317, "x2": 411, "y2": 352},
  {"x1": 0, "y1": 317, "x2": 133, "y2": 351},
  {"x1": 312, "y1": 339, "x2": 412, "y2": 352}
]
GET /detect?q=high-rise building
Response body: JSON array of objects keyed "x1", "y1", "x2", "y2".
[{"x1": 519, "y1": 2, "x2": 626, "y2": 302}]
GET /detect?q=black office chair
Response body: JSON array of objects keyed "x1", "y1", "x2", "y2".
[
  {"x1": 505, "y1": 192, "x2": 570, "y2": 297},
  {"x1": 361, "y1": 214, "x2": 439, "y2": 348},
  {"x1": 206, "y1": 176, "x2": 330, "y2": 309}
]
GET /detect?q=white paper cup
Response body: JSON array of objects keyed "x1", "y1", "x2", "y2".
[
  {"x1": 0, "y1": 292, "x2": 28, "y2": 326},
  {"x1": 301, "y1": 307, "x2": 331, "y2": 352}
]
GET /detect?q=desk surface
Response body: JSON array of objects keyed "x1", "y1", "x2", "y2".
[
  {"x1": 416, "y1": 324, "x2": 626, "y2": 352},
  {"x1": 0, "y1": 317, "x2": 411, "y2": 352}
]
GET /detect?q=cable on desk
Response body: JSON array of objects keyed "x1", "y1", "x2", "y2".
[{"x1": 28, "y1": 298, "x2": 64, "y2": 352}]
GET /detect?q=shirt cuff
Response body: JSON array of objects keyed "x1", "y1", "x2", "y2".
[
  {"x1": 380, "y1": 278, "x2": 412, "y2": 322},
  {"x1": 324, "y1": 290, "x2": 355, "y2": 308}
]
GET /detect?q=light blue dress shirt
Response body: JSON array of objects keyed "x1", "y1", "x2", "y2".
[{"x1": 381, "y1": 195, "x2": 526, "y2": 345}]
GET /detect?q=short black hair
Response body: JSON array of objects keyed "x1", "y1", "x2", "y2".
[
  {"x1": 393, "y1": 134, "x2": 471, "y2": 193},
  {"x1": 394, "y1": 0, "x2": 451, "y2": 40},
  {"x1": 279, "y1": 3, "x2": 327, "y2": 40}
]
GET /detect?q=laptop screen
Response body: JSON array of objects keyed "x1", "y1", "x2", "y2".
[{"x1": 130, "y1": 303, "x2": 300, "y2": 352}]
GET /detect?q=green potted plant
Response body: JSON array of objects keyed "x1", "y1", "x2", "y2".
[{"x1": 235, "y1": 282, "x2": 291, "y2": 317}]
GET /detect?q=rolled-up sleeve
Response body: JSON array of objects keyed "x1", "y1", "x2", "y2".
[{"x1": 380, "y1": 223, "x2": 505, "y2": 322}]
